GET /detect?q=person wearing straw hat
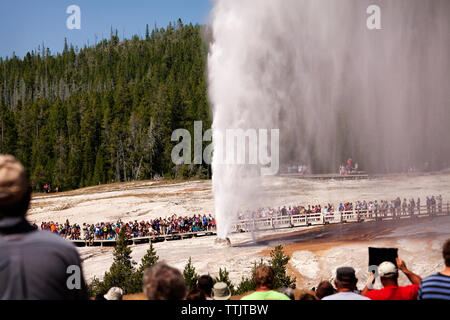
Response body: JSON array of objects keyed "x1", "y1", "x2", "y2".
[
  {"x1": 104, "y1": 287, "x2": 124, "y2": 300},
  {"x1": 0, "y1": 155, "x2": 88, "y2": 300},
  {"x1": 212, "y1": 282, "x2": 231, "y2": 300}
]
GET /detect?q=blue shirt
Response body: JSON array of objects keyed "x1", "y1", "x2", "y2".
[{"x1": 418, "y1": 273, "x2": 450, "y2": 300}]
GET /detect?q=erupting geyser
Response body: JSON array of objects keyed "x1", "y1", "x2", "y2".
[{"x1": 208, "y1": 0, "x2": 450, "y2": 239}]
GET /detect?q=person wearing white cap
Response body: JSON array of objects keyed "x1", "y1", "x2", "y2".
[
  {"x1": 362, "y1": 257, "x2": 422, "y2": 300},
  {"x1": 104, "y1": 287, "x2": 124, "y2": 300}
]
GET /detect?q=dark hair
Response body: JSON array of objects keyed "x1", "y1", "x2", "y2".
[
  {"x1": 94, "y1": 293, "x2": 106, "y2": 300},
  {"x1": 299, "y1": 292, "x2": 318, "y2": 300},
  {"x1": 0, "y1": 186, "x2": 32, "y2": 218},
  {"x1": 444, "y1": 239, "x2": 450, "y2": 267},
  {"x1": 186, "y1": 288, "x2": 206, "y2": 301},
  {"x1": 143, "y1": 262, "x2": 187, "y2": 300},
  {"x1": 334, "y1": 277, "x2": 357, "y2": 290},
  {"x1": 254, "y1": 265, "x2": 274, "y2": 290},
  {"x1": 315, "y1": 281, "x2": 336, "y2": 299},
  {"x1": 197, "y1": 275, "x2": 214, "y2": 296}
]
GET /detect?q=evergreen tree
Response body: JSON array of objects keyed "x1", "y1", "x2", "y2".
[
  {"x1": 0, "y1": 22, "x2": 212, "y2": 191},
  {"x1": 183, "y1": 257, "x2": 199, "y2": 291},
  {"x1": 269, "y1": 245, "x2": 296, "y2": 289},
  {"x1": 235, "y1": 276, "x2": 255, "y2": 296},
  {"x1": 145, "y1": 24, "x2": 150, "y2": 41},
  {"x1": 235, "y1": 259, "x2": 264, "y2": 295},
  {"x1": 63, "y1": 38, "x2": 69, "y2": 53},
  {"x1": 97, "y1": 227, "x2": 137, "y2": 294},
  {"x1": 0, "y1": 104, "x2": 17, "y2": 155},
  {"x1": 133, "y1": 242, "x2": 159, "y2": 291},
  {"x1": 235, "y1": 246, "x2": 296, "y2": 296}
]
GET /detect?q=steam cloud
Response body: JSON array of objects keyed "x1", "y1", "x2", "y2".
[{"x1": 208, "y1": 0, "x2": 450, "y2": 238}]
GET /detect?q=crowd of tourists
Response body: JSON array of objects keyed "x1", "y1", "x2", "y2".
[
  {"x1": 33, "y1": 194, "x2": 445, "y2": 242},
  {"x1": 339, "y1": 158, "x2": 359, "y2": 175},
  {"x1": 286, "y1": 164, "x2": 310, "y2": 175},
  {"x1": 36, "y1": 214, "x2": 216, "y2": 241},
  {"x1": 99, "y1": 238, "x2": 450, "y2": 301},
  {"x1": 237, "y1": 195, "x2": 444, "y2": 221}
]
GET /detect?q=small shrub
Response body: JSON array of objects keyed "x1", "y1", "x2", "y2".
[{"x1": 183, "y1": 257, "x2": 199, "y2": 291}]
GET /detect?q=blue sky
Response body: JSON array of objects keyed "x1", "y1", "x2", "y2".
[{"x1": 0, "y1": 0, "x2": 213, "y2": 58}]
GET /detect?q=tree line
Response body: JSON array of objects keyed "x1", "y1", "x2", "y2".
[{"x1": 0, "y1": 20, "x2": 212, "y2": 191}]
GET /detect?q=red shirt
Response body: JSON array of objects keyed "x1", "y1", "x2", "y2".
[{"x1": 365, "y1": 285, "x2": 419, "y2": 300}]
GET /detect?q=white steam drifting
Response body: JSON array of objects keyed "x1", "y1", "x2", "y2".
[{"x1": 208, "y1": 0, "x2": 450, "y2": 238}]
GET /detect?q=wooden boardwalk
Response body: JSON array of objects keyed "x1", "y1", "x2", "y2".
[
  {"x1": 279, "y1": 172, "x2": 369, "y2": 180},
  {"x1": 70, "y1": 203, "x2": 449, "y2": 247},
  {"x1": 233, "y1": 204, "x2": 450, "y2": 233},
  {"x1": 71, "y1": 230, "x2": 217, "y2": 247}
]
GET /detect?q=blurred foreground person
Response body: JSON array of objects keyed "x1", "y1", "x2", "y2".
[
  {"x1": 315, "y1": 280, "x2": 336, "y2": 300},
  {"x1": 186, "y1": 288, "x2": 206, "y2": 301},
  {"x1": 418, "y1": 239, "x2": 450, "y2": 300},
  {"x1": 197, "y1": 274, "x2": 214, "y2": 300},
  {"x1": 241, "y1": 265, "x2": 291, "y2": 300},
  {"x1": 322, "y1": 267, "x2": 370, "y2": 300},
  {"x1": 277, "y1": 287, "x2": 295, "y2": 300},
  {"x1": 363, "y1": 258, "x2": 422, "y2": 300},
  {"x1": 0, "y1": 155, "x2": 88, "y2": 300},
  {"x1": 143, "y1": 262, "x2": 186, "y2": 300},
  {"x1": 297, "y1": 290, "x2": 318, "y2": 300}
]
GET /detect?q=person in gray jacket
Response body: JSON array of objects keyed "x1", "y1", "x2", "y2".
[{"x1": 0, "y1": 155, "x2": 88, "y2": 300}]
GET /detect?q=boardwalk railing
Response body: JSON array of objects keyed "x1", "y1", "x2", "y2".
[
  {"x1": 232, "y1": 203, "x2": 450, "y2": 233},
  {"x1": 70, "y1": 202, "x2": 449, "y2": 247},
  {"x1": 71, "y1": 230, "x2": 217, "y2": 247}
]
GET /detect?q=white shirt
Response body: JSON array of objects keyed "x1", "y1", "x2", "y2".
[{"x1": 322, "y1": 291, "x2": 371, "y2": 300}]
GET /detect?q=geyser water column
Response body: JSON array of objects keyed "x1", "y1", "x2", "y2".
[
  {"x1": 208, "y1": 0, "x2": 291, "y2": 239},
  {"x1": 208, "y1": 0, "x2": 450, "y2": 239}
]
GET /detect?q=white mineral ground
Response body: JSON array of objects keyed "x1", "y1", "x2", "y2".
[{"x1": 27, "y1": 171, "x2": 450, "y2": 290}]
